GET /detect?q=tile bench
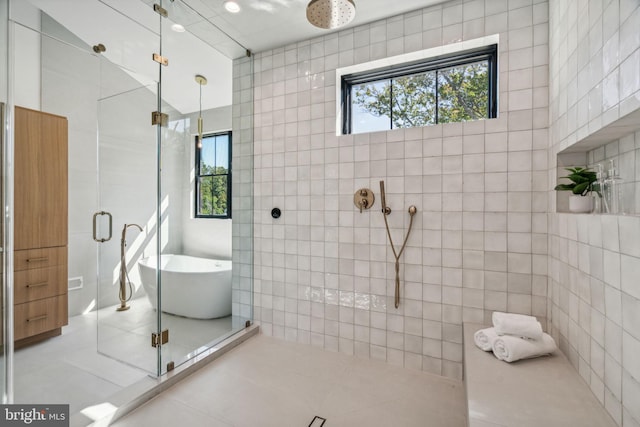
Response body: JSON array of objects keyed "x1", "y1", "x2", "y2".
[{"x1": 463, "y1": 323, "x2": 617, "y2": 427}]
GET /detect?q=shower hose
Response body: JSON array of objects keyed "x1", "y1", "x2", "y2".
[{"x1": 380, "y1": 181, "x2": 416, "y2": 308}]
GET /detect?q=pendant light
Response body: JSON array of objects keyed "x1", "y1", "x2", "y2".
[
  {"x1": 195, "y1": 74, "x2": 207, "y2": 148},
  {"x1": 306, "y1": 0, "x2": 356, "y2": 30}
]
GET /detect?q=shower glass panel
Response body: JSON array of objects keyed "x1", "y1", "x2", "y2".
[
  {"x1": 96, "y1": 75, "x2": 161, "y2": 375},
  {"x1": 0, "y1": 102, "x2": 5, "y2": 402},
  {"x1": 11, "y1": 23, "x2": 106, "y2": 407},
  {"x1": 0, "y1": 0, "x2": 7, "y2": 403},
  {"x1": 6, "y1": 0, "x2": 165, "y2": 396},
  {"x1": 152, "y1": 0, "x2": 253, "y2": 374},
  {"x1": 89, "y1": 0, "x2": 164, "y2": 376},
  {"x1": 2, "y1": 0, "x2": 254, "y2": 398}
]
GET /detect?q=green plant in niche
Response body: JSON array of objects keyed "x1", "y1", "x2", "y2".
[{"x1": 554, "y1": 167, "x2": 597, "y2": 195}]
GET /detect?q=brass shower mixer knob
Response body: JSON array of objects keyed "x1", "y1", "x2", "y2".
[{"x1": 354, "y1": 188, "x2": 375, "y2": 213}]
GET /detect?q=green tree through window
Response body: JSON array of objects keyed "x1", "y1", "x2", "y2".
[
  {"x1": 344, "y1": 45, "x2": 496, "y2": 134},
  {"x1": 196, "y1": 132, "x2": 231, "y2": 218}
]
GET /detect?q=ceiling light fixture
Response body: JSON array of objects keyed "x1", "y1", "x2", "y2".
[
  {"x1": 223, "y1": 1, "x2": 241, "y2": 13},
  {"x1": 171, "y1": 23, "x2": 185, "y2": 32},
  {"x1": 195, "y1": 74, "x2": 208, "y2": 148},
  {"x1": 306, "y1": 0, "x2": 355, "y2": 30}
]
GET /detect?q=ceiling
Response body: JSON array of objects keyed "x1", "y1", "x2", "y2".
[
  {"x1": 147, "y1": 0, "x2": 447, "y2": 55},
  {"x1": 22, "y1": 0, "x2": 446, "y2": 114},
  {"x1": 26, "y1": 0, "x2": 233, "y2": 114}
]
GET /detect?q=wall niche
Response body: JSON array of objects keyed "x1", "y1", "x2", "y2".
[{"x1": 555, "y1": 109, "x2": 640, "y2": 215}]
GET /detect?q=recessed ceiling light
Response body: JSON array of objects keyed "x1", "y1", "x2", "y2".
[
  {"x1": 171, "y1": 23, "x2": 185, "y2": 32},
  {"x1": 224, "y1": 1, "x2": 241, "y2": 13}
]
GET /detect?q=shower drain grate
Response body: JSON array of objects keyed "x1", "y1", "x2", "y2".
[{"x1": 308, "y1": 415, "x2": 327, "y2": 427}]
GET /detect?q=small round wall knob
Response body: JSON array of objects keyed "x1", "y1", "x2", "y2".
[{"x1": 271, "y1": 208, "x2": 281, "y2": 219}]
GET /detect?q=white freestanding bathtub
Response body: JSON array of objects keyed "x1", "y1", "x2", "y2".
[{"x1": 138, "y1": 254, "x2": 232, "y2": 319}]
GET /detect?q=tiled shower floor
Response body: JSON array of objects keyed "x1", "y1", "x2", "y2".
[
  {"x1": 13, "y1": 298, "x2": 238, "y2": 416},
  {"x1": 110, "y1": 334, "x2": 467, "y2": 427}
]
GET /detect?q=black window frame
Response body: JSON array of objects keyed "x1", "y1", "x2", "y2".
[
  {"x1": 195, "y1": 131, "x2": 232, "y2": 219},
  {"x1": 341, "y1": 44, "x2": 498, "y2": 135}
]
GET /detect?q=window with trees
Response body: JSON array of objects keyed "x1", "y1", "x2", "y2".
[
  {"x1": 195, "y1": 131, "x2": 231, "y2": 218},
  {"x1": 341, "y1": 44, "x2": 498, "y2": 134}
]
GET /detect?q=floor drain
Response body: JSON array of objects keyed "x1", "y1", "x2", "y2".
[{"x1": 308, "y1": 415, "x2": 326, "y2": 427}]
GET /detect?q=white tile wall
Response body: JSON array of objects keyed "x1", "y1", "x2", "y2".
[
  {"x1": 249, "y1": 0, "x2": 549, "y2": 380},
  {"x1": 549, "y1": 0, "x2": 640, "y2": 425},
  {"x1": 231, "y1": 55, "x2": 254, "y2": 321},
  {"x1": 549, "y1": 214, "x2": 640, "y2": 426}
]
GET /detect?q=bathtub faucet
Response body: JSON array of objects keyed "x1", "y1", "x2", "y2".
[{"x1": 117, "y1": 223, "x2": 144, "y2": 312}]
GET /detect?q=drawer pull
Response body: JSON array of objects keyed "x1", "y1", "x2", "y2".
[
  {"x1": 26, "y1": 257, "x2": 49, "y2": 263},
  {"x1": 26, "y1": 314, "x2": 48, "y2": 322},
  {"x1": 26, "y1": 282, "x2": 48, "y2": 288}
]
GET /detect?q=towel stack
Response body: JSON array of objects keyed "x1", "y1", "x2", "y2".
[{"x1": 474, "y1": 312, "x2": 557, "y2": 363}]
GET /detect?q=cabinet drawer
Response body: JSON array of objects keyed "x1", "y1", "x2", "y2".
[
  {"x1": 14, "y1": 247, "x2": 66, "y2": 271},
  {"x1": 14, "y1": 265, "x2": 67, "y2": 304},
  {"x1": 14, "y1": 295, "x2": 68, "y2": 341}
]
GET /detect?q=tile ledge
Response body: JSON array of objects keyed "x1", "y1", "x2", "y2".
[{"x1": 462, "y1": 323, "x2": 617, "y2": 427}]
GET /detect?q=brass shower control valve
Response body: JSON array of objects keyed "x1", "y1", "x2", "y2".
[{"x1": 354, "y1": 188, "x2": 375, "y2": 213}]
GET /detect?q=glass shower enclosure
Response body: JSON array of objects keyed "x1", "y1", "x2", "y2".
[
  {"x1": 92, "y1": 0, "x2": 254, "y2": 376},
  {"x1": 1, "y1": 0, "x2": 253, "y2": 403}
]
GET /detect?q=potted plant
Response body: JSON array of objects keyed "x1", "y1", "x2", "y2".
[{"x1": 554, "y1": 166, "x2": 597, "y2": 213}]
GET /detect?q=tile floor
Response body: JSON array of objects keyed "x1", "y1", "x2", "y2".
[
  {"x1": 110, "y1": 333, "x2": 467, "y2": 427},
  {"x1": 14, "y1": 298, "x2": 242, "y2": 415},
  {"x1": 95, "y1": 297, "x2": 242, "y2": 374},
  {"x1": 14, "y1": 309, "x2": 147, "y2": 414}
]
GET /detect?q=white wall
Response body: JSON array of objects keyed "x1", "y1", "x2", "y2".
[
  {"x1": 548, "y1": 0, "x2": 640, "y2": 425},
  {"x1": 12, "y1": 1, "x2": 41, "y2": 110},
  {"x1": 250, "y1": 0, "x2": 549, "y2": 379}
]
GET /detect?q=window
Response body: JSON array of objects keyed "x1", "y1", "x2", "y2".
[
  {"x1": 341, "y1": 44, "x2": 498, "y2": 134},
  {"x1": 195, "y1": 131, "x2": 231, "y2": 218}
]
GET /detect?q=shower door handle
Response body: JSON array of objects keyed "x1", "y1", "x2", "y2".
[{"x1": 93, "y1": 211, "x2": 112, "y2": 242}]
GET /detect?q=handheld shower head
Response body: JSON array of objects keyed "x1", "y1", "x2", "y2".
[
  {"x1": 379, "y1": 180, "x2": 391, "y2": 214},
  {"x1": 379, "y1": 180, "x2": 386, "y2": 210}
]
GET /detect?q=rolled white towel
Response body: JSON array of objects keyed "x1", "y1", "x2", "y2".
[
  {"x1": 474, "y1": 327, "x2": 498, "y2": 351},
  {"x1": 492, "y1": 333, "x2": 557, "y2": 363},
  {"x1": 492, "y1": 311, "x2": 543, "y2": 340}
]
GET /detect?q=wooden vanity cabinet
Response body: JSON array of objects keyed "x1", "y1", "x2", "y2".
[{"x1": 14, "y1": 106, "x2": 68, "y2": 347}]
